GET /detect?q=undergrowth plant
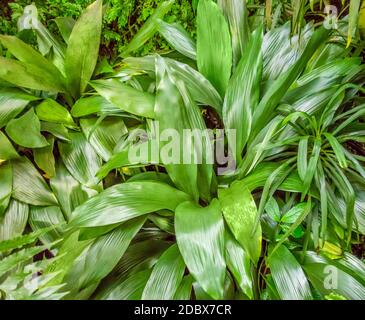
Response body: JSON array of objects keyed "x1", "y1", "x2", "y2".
[{"x1": 0, "y1": 0, "x2": 364, "y2": 300}]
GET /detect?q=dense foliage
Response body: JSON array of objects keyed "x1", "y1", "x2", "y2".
[
  {"x1": 0, "y1": 0, "x2": 364, "y2": 300},
  {"x1": 0, "y1": 0, "x2": 196, "y2": 57}
]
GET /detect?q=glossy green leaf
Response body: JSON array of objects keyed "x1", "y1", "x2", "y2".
[
  {"x1": 80, "y1": 117, "x2": 128, "y2": 161},
  {"x1": 225, "y1": 230, "x2": 253, "y2": 299},
  {"x1": 175, "y1": 199, "x2": 226, "y2": 300},
  {"x1": 0, "y1": 57, "x2": 64, "y2": 92},
  {"x1": 50, "y1": 161, "x2": 93, "y2": 221},
  {"x1": 71, "y1": 96, "x2": 120, "y2": 117},
  {"x1": 347, "y1": 0, "x2": 361, "y2": 47},
  {"x1": 0, "y1": 88, "x2": 38, "y2": 128},
  {"x1": 91, "y1": 79, "x2": 155, "y2": 118},
  {"x1": 98, "y1": 270, "x2": 152, "y2": 300},
  {"x1": 0, "y1": 199, "x2": 28, "y2": 242},
  {"x1": 70, "y1": 181, "x2": 190, "y2": 228},
  {"x1": 64, "y1": 0, "x2": 102, "y2": 98},
  {"x1": 55, "y1": 17, "x2": 75, "y2": 44},
  {"x1": 155, "y1": 58, "x2": 199, "y2": 200},
  {"x1": 33, "y1": 136, "x2": 56, "y2": 178},
  {"x1": 157, "y1": 20, "x2": 196, "y2": 60},
  {"x1": 11, "y1": 156, "x2": 58, "y2": 206},
  {"x1": 123, "y1": 56, "x2": 223, "y2": 112},
  {"x1": 197, "y1": 0, "x2": 232, "y2": 96},
  {"x1": 218, "y1": 0, "x2": 250, "y2": 67},
  {"x1": 63, "y1": 217, "x2": 145, "y2": 296},
  {"x1": 58, "y1": 132, "x2": 102, "y2": 189},
  {"x1": 35, "y1": 99, "x2": 75, "y2": 126},
  {"x1": 218, "y1": 180, "x2": 262, "y2": 264},
  {"x1": 324, "y1": 133, "x2": 348, "y2": 168},
  {"x1": 29, "y1": 206, "x2": 66, "y2": 244},
  {"x1": 0, "y1": 132, "x2": 18, "y2": 161},
  {"x1": 252, "y1": 27, "x2": 329, "y2": 135},
  {"x1": 223, "y1": 27, "x2": 262, "y2": 162},
  {"x1": 0, "y1": 35, "x2": 66, "y2": 92},
  {"x1": 268, "y1": 244, "x2": 313, "y2": 300},
  {"x1": 142, "y1": 244, "x2": 185, "y2": 300},
  {"x1": 0, "y1": 162, "x2": 12, "y2": 216},
  {"x1": 302, "y1": 251, "x2": 365, "y2": 300},
  {"x1": 174, "y1": 275, "x2": 194, "y2": 300},
  {"x1": 6, "y1": 109, "x2": 49, "y2": 148}
]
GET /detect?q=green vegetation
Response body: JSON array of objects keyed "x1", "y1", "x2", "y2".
[
  {"x1": 0, "y1": 0, "x2": 364, "y2": 300},
  {"x1": 0, "y1": 0, "x2": 196, "y2": 57}
]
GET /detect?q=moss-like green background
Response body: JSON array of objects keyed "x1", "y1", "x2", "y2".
[{"x1": 0, "y1": 0, "x2": 196, "y2": 58}]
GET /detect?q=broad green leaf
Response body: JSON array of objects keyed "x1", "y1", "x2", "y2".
[
  {"x1": 122, "y1": 0, "x2": 174, "y2": 56},
  {"x1": 80, "y1": 117, "x2": 128, "y2": 161},
  {"x1": 0, "y1": 131, "x2": 18, "y2": 161},
  {"x1": 33, "y1": 136, "x2": 56, "y2": 178},
  {"x1": 0, "y1": 88, "x2": 38, "y2": 128},
  {"x1": 155, "y1": 58, "x2": 199, "y2": 200},
  {"x1": 11, "y1": 156, "x2": 58, "y2": 206},
  {"x1": 263, "y1": 23, "x2": 312, "y2": 80},
  {"x1": 174, "y1": 275, "x2": 194, "y2": 300},
  {"x1": 44, "y1": 231, "x2": 92, "y2": 287},
  {"x1": 268, "y1": 244, "x2": 313, "y2": 300},
  {"x1": 70, "y1": 181, "x2": 190, "y2": 228},
  {"x1": 91, "y1": 79, "x2": 155, "y2": 118},
  {"x1": 0, "y1": 162, "x2": 12, "y2": 216},
  {"x1": 218, "y1": 0, "x2": 250, "y2": 67},
  {"x1": 50, "y1": 161, "x2": 93, "y2": 221},
  {"x1": 35, "y1": 99, "x2": 75, "y2": 126},
  {"x1": 40, "y1": 122, "x2": 71, "y2": 142},
  {"x1": 175, "y1": 199, "x2": 226, "y2": 300},
  {"x1": 218, "y1": 180, "x2": 262, "y2": 264},
  {"x1": 123, "y1": 56, "x2": 223, "y2": 112},
  {"x1": 63, "y1": 217, "x2": 145, "y2": 297},
  {"x1": 0, "y1": 35, "x2": 66, "y2": 92},
  {"x1": 55, "y1": 17, "x2": 75, "y2": 44},
  {"x1": 58, "y1": 132, "x2": 103, "y2": 189},
  {"x1": 0, "y1": 57, "x2": 64, "y2": 92},
  {"x1": 225, "y1": 231, "x2": 253, "y2": 299},
  {"x1": 64, "y1": 0, "x2": 102, "y2": 98},
  {"x1": 302, "y1": 251, "x2": 365, "y2": 300},
  {"x1": 252, "y1": 27, "x2": 329, "y2": 135},
  {"x1": 0, "y1": 200, "x2": 28, "y2": 242},
  {"x1": 173, "y1": 77, "x2": 214, "y2": 202},
  {"x1": 223, "y1": 27, "x2": 262, "y2": 162},
  {"x1": 6, "y1": 109, "x2": 49, "y2": 148},
  {"x1": 71, "y1": 96, "x2": 120, "y2": 117},
  {"x1": 197, "y1": 0, "x2": 232, "y2": 96},
  {"x1": 142, "y1": 244, "x2": 185, "y2": 300},
  {"x1": 29, "y1": 206, "x2": 66, "y2": 244},
  {"x1": 157, "y1": 20, "x2": 197, "y2": 60},
  {"x1": 98, "y1": 270, "x2": 152, "y2": 300}
]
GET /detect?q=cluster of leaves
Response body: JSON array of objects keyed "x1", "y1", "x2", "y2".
[
  {"x1": 0, "y1": 0, "x2": 365, "y2": 300},
  {"x1": 0, "y1": 0, "x2": 196, "y2": 58}
]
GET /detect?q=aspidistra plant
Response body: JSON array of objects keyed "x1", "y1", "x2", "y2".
[{"x1": 0, "y1": 0, "x2": 364, "y2": 300}]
